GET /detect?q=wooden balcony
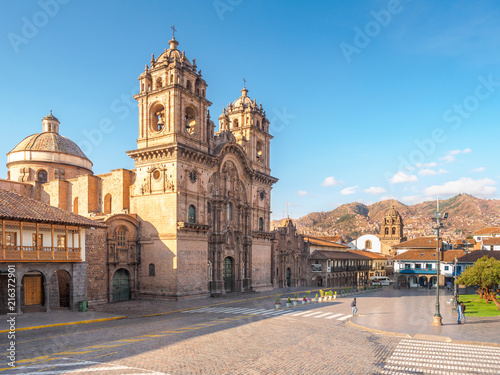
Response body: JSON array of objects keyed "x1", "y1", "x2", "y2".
[{"x1": 0, "y1": 246, "x2": 81, "y2": 262}]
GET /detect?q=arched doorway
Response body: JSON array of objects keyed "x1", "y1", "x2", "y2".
[
  {"x1": 51, "y1": 270, "x2": 71, "y2": 308},
  {"x1": 286, "y1": 267, "x2": 291, "y2": 287},
  {"x1": 419, "y1": 276, "x2": 428, "y2": 287},
  {"x1": 112, "y1": 269, "x2": 130, "y2": 302},
  {"x1": 397, "y1": 274, "x2": 407, "y2": 287},
  {"x1": 23, "y1": 271, "x2": 44, "y2": 310},
  {"x1": 223, "y1": 257, "x2": 234, "y2": 293},
  {"x1": 315, "y1": 276, "x2": 323, "y2": 287},
  {"x1": 429, "y1": 276, "x2": 437, "y2": 287}
]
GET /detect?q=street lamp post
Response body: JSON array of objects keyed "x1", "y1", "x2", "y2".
[
  {"x1": 453, "y1": 256, "x2": 458, "y2": 308},
  {"x1": 463, "y1": 240, "x2": 470, "y2": 294},
  {"x1": 431, "y1": 197, "x2": 448, "y2": 326}
]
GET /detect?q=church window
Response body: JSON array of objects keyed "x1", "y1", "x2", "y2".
[
  {"x1": 385, "y1": 227, "x2": 389, "y2": 235},
  {"x1": 184, "y1": 107, "x2": 196, "y2": 134},
  {"x1": 117, "y1": 228, "x2": 127, "y2": 247},
  {"x1": 153, "y1": 169, "x2": 161, "y2": 180},
  {"x1": 392, "y1": 227, "x2": 396, "y2": 235},
  {"x1": 104, "y1": 193, "x2": 112, "y2": 214},
  {"x1": 256, "y1": 120, "x2": 260, "y2": 129},
  {"x1": 170, "y1": 74, "x2": 173, "y2": 84},
  {"x1": 207, "y1": 201, "x2": 211, "y2": 214},
  {"x1": 259, "y1": 217, "x2": 264, "y2": 231},
  {"x1": 156, "y1": 77, "x2": 162, "y2": 88},
  {"x1": 227, "y1": 202, "x2": 233, "y2": 222},
  {"x1": 202, "y1": 89, "x2": 205, "y2": 98},
  {"x1": 186, "y1": 80, "x2": 192, "y2": 92},
  {"x1": 188, "y1": 205, "x2": 196, "y2": 223},
  {"x1": 149, "y1": 264, "x2": 156, "y2": 276},
  {"x1": 73, "y1": 197, "x2": 79, "y2": 214},
  {"x1": 365, "y1": 240, "x2": 372, "y2": 249},
  {"x1": 233, "y1": 119, "x2": 239, "y2": 129},
  {"x1": 141, "y1": 83, "x2": 145, "y2": 92},
  {"x1": 37, "y1": 169, "x2": 48, "y2": 183}
]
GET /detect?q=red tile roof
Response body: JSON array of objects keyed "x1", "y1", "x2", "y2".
[
  {"x1": 481, "y1": 238, "x2": 500, "y2": 245},
  {"x1": 347, "y1": 250, "x2": 388, "y2": 260},
  {"x1": 457, "y1": 250, "x2": 500, "y2": 263},
  {"x1": 309, "y1": 250, "x2": 371, "y2": 260},
  {"x1": 393, "y1": 249, "x2": 465, "y2": 262},
  {"x1": 0, "y1": 189, "x2": 106, "y2": 228},
  {"x1": 472, "y1": 227, "x2": 500, "y2": 236},
  {"x1": 304, "y1": 236, "x2": 350, "y2": 249},
  {"x1": 318, "y1": 235, "x2": 343, "y2": 243},
  {"x1": 392, "y1": 236, "x2": 443, "y2": 249}
]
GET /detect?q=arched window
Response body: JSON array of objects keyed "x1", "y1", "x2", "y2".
[
  {"x1": 156, "y1": 77, "x2": 162, "y2": 88},
  {"x1": 385, "y1": 227, "x2": 389, "y2": 235},
  {"x1": 233, "y1": 119, "x2": 239, "y2": 129},
  {"x1": 117, "y1": 227, "x2": 127, "y2": 247},
  {"x1": 104, "y1": 193, "x2": 112, "y2": 214},
  {"x1": 256, "y1": 141, "x2": 263, "y2": 161},
  {"x1": 170, "y1": 74, "x2": 173, "y2": 84},
  {"x1": 149, "y1": 263, "x2": 155, "y2": 276},
  {"x1": 185, "y1": 107, "x2": 196, "y2": 134},
  {"x1": 188, "y1": 205, "x2": 196, "y2": 223},
  {"x1": 259, "y1": 217, "x2": 264, "y2": 231},
  {"x1": 227, "y1": 202, "x2": 233, "y2": 222},
  {"x1": 73, "y1": 197, "x2": 79, "y2": 214},
  {"x1": 202, "y1": 89, "x2": 205, "y2": 97},
  {"x1": 37, "y1": 169, "x2": 48, "y2": 183},
  {"x1": 256, "y1": 120, "x2": 260, "y2": 129},
  {"x1": 392, "y1": 227, "x2": 396, "y2": 235},
  {"x1": 365, "y1": 240, "x2": 372, "y2": 250},
  {"x1": 207, "y1": 202, "x2": 212, "y2": 214},
  {"x1": 186, "y1": 80, "x2": 192, "y2": 92}
]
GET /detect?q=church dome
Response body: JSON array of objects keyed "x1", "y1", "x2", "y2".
[
  {"x1": 10, "y1": 132, "x2": 89, "y2": 159},
  {"x1": 7, "y1": 113, "x2": 93, "y2": 174}
]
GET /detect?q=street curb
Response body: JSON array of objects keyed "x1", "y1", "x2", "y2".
[
  {"x1": 0, "y1": 316, "x2": 126, "y2": 333},
  {"x1": 348, "y1": 319, "x2": 500, "y2": 348}
]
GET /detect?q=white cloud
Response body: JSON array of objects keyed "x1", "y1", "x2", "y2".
[
  {"x1": 297, "y1": 190, "x2": 308, "y2": 196},
  {"x1": 416, "y1": 162, "x2": 437, "y2": 168},
  {"x1": 401, "y1": 195, "x2": 425, "y2": 205},
  {"x1": 470, "y1": 167, "x2": 485, "y2": 173},
  {"x1": 418, "y1": 168, "x2": 448, "y2": 176},
  {"x1": 341, "y1": 186, "x2": 358, "y2": 195},
  {"x1": 424, "y1": 177, "x2": 497, "y2": 197},
  {"x1": 321, "y1": 176, "x2": 343, "y2": 187},
  {"x1": 441, "y1": 148, "x2": 472, "y2": 163},
  {"x1": 364, "y1": 186, "x2": 386, "y2": 195},
  {"x1": 390, "y1": 171, "x2": 418, "y2": 184}
]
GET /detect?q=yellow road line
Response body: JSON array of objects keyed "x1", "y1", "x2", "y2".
[{"x1": 0, "y1": 316, "x2": 126, "y2": 334}]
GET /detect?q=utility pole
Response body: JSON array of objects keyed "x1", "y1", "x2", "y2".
[{"x1": 431, "y1": 197, "x2": 448, "y2": 326}]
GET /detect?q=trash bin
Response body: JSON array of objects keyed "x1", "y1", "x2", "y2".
[{"x1": 78, "y1": 300, "x2": 88, "y2": 312}]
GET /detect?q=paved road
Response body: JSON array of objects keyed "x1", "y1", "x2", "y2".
[{"x1": 1, "y1": 289, "x2": 499, "y2": 374}]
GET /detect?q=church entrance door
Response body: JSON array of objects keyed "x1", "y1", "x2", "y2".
[
  {"x1": 223, "y1": 257, "x2": 234, "y2": 293},
  {"x1": 286, "y1": 267, "x2": 291, "y2": 287},
  {"x1": 113, "y1": 269, "x2": 130, "y2": 302}
]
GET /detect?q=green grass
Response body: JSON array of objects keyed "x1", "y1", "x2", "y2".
[{"x1": 459, "y1": 294, "x2": 500, "y2": 317}]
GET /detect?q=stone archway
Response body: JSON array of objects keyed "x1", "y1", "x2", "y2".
[{"x1": 23, "y1": 271, "x2": 45, "y2": 311}]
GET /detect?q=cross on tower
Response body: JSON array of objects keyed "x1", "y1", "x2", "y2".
[
  {"x1": 243, "y1": 77, "x2": 246, "y2": 87},
  {"x1": 171, "y1": 24, "x2": 177, "y2": 39}
]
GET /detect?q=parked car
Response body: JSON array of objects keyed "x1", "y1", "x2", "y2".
[{"x1": 370, "y1": 276, "x2": 393, "y2": 286}]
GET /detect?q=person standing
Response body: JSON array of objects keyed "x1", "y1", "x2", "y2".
[{"x1": 351, "y1": 298, "x2": 358, "y2": 316}]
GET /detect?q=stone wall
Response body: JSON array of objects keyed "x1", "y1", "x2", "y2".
[{"x1": 85, "y1": 227, "x2": 108, "y2": 305}]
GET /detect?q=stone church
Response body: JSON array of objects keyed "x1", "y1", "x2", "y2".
[{"x1": 3, "y1": 35, "x2": 277, "y2": 303}]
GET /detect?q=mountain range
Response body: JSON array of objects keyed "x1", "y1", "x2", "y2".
[{"x1": 271, "y1": 194, "x2": 500, "y2": 241}]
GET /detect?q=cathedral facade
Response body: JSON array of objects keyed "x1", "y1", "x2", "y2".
[{"x1": 4, "y1": 36, "x2": 277, "y2": 302}]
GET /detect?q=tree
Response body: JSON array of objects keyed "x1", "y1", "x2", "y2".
[{"x1": 456, "y1": 256, "x2": 500, "y2": 309}]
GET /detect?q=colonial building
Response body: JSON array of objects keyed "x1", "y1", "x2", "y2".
[
  {"x1": 348, "y1": 249, "x2": 388, "y2": 278},
  {"x1": 0, "y1": 189, "x2": 106, "y2": 314},
  {"x1": 271, "y1": 219, "x2": 309, "y2": 288},
  {"x1": 2, "y1": 35, "x2": 277, "y2": 302}
]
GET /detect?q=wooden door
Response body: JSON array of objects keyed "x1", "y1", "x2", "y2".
[{"x1": 24, "y1": 276, "x2": 43, "y2": 305}]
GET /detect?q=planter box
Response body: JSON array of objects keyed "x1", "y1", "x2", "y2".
[
  {"x1": 293, "y1": 301, "x2": 299, "y2": 306},
  {"x1": 275, "y1": 303, "x2": 281, "y2": 309},
  {"x1": 302, "y1": 300, "x2": 307, "y2": 304},
  {"x1": 286, "y1": 303, "x2": 292, "y2": 308}
]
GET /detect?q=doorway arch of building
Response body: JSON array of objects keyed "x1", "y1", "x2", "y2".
[
  {"x1": 112, "y1": 268, "x2": 131, "y2": 302},
  {"x1": 223, "y1": 257, "x2": 235, "y2": 293}
]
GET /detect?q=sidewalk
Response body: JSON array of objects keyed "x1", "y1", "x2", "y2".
[{"x1": 350, "y1": 287, "x2": 500, "y2": 345}]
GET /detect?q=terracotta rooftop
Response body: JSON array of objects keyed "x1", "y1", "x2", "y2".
[
  {"x1": 309, "y1": 250, "x2": 372, "y2": 260},
  {"x1": 481, "y1": 238, "x2": 500, "y2": 245},
  {"x1": 450, "y1": 238, "x2": 476, "y2": 246},
  {"x1": 347, "y1": 250, "x2": 388, "y2": 260},
  {"x1": 304, "y1": 236, "x2": 349, "y2": 249},
  {"x1": 318, "y1": 235, "x2": 343, "y2": 243},
  {"x1": 0, "y1": 189, "x2": 106, "y2": 228},
  {"x1": 393, "y1": 249, "x2": 465, "y2": 262},
  {"x1": 472, "y1": 227, "x2": 500, "y2": 236},
  {"x1": 392, "y1": 236, "x2": 443, "y2": 249},
  {"x1": 457, "y1": 250, "x2": 500, "y2": 263}
]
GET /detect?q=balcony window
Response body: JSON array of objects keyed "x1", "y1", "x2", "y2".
[
  {"x1": 405, "y1": 264, "x2": 411, "y2": 270},
  {"x1": 426, "y1": 264, "x2": 432, "y2": 270},
  {"x1": 57, "y1": 235, "x2": 66, "y2": 248},
  {"x1": 415, "y1": 263, "x2": 422, "y2": 269},
  {"x1": 0, "y1": 232, "x2": 17, "y2": 247}
]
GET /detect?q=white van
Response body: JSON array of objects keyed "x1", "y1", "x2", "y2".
[{"x1": 370, "y1": 276, "x2": 393, "y2": 286}]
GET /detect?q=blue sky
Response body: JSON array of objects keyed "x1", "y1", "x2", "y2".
[{"x1": 1, "y1": 0, "x2": 500, "y2": 220}]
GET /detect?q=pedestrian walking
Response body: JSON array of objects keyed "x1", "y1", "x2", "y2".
[
  {"x1": 457, "y1": 301, "x2": 466, "y2": 324},
  {"x1": 351, "y1": 297, "x2": 358, "y2": 316}
]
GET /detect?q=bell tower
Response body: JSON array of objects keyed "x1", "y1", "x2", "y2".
[
  {"x1": 217, "y1": 83, "x2": 272, "y2": 175},
  {"x1": 133, "y1": 34, "x2": 212, "y2": 152},
  {"x1": 380, "y1": 205, "x2": 405, "y2": 256}
]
